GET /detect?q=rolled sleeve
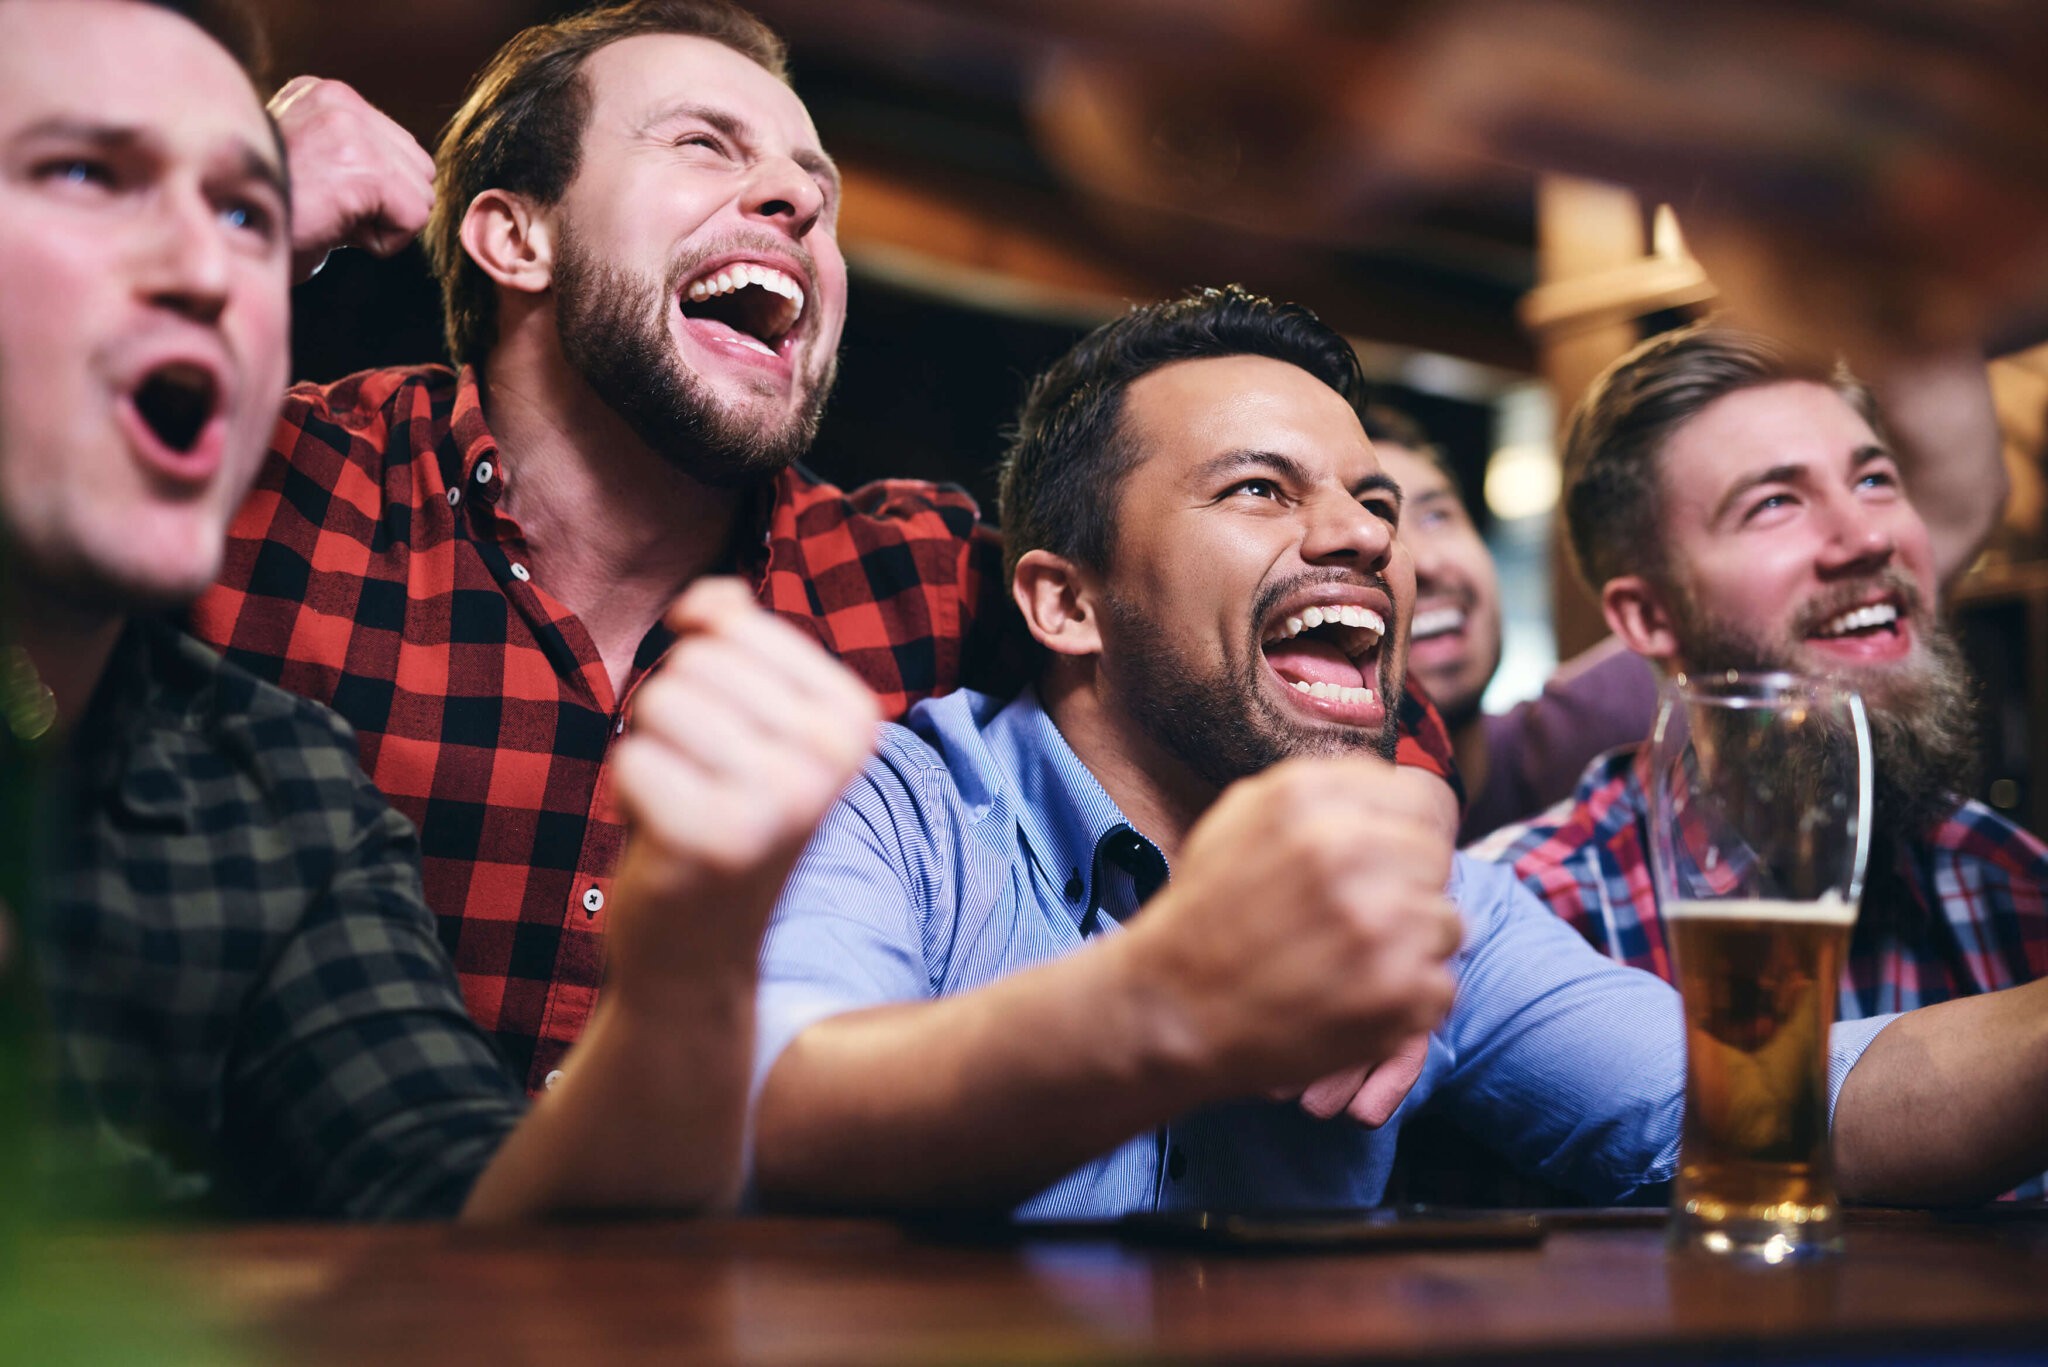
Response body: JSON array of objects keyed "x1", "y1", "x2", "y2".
[{"x1": 1826, "y1": 1013, "x2": 1899, "y2": 1129}]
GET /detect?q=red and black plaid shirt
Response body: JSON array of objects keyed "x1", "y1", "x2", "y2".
[{"x1": 191, "y1": 364, "x2": 1459, "y2": 1091}]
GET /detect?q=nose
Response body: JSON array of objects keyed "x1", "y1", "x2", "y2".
[
  {"x1": 137, "y1": 185, "x2": 230, "y2": 325},
  {"x1": 742, "y1": 155, "x2": 826, "y2": 239},
  {"x1": 1814, "y1": 487, "x2": 1895, "y2": 578},
  {"x1": 1301, "y1": 488, "x2": 1394, "y2": 571}
]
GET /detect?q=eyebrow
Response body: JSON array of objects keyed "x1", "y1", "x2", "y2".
[
  {"x1": 1709, "y1": 442, "x2": 1892, "y2": 525},
  {"x1": 639, "y1": 101, "x2": 842, "y2": 198},
  {"x1": 13, "y1": 117, "x2": 287, "y2": 204},
  {"x1": 1193, "y1": 449, "x2": 1405, "y2": 508}
]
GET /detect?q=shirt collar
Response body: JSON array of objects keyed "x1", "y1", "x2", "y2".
[
  {"x1": 977, "y1": 687, "x2": 1172, "y2": 935},
  {"x1": 446, "y1": 365, "x2": 502, "y2": 496}
]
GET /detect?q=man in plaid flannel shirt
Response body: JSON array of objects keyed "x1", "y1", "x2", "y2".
[
  {"x1": 2, "y1": 0, "x2": 879, "y2": 1219},
  {"x1": 187, "y1": 0, "x2": 1462, "y2": 1093},
  {"x1": 1466, "y1": 323, "x2": 2048, "y2": 1198}
]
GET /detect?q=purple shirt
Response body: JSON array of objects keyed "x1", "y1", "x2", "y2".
[{"x1": 1460, "y1": 637, "x2": 1660, "y2": 846}]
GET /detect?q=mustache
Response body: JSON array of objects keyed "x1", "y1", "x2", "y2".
[{"x1": 1786, "y1": 567, "x2": 1924, "y2": 639}]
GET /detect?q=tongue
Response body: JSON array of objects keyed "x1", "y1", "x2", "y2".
[{"x1": 1265, "y1": 639, "x2": 1367, "y2": 690}]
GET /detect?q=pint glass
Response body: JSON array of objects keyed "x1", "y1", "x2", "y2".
[{"x1": 1647, "y1": 671, "x2": 1871, "y2": 1262}]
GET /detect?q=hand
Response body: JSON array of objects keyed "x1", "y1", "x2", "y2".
[
  {"x1": 270, "y1": 76, "x2": 437, "y2": 282},
  {"x1": 1296, "y1": 1033, "x2": 1433, "y2": 1127},
  {"x1": 606, "y1": 580, "x2": 881, "y2": 989},
  {"x1": 1120, "y1": 754, "x2": 1462, "y2": 1101}
]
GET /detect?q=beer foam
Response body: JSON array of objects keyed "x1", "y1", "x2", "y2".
[{"x1": 1664, "y1": 893, "x2": 1857, "y2": 926}]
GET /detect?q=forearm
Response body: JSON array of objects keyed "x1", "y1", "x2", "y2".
[
  {"x1": 460, "y1": 977, "x2": 756, "y2": 1222},
  {"x1": 1834, "y1": 979, "x2": 2048, "y2": 1205},
  {"x1": 1873, "y1": 347, "x2": 2007, "y2": 590},
  {"x1": 753, "y1": 935, "x2": 1209, "y2": 1213}
]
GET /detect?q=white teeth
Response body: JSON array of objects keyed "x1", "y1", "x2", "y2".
[
  {"x1": 1290, "y1": 679, "x2": 1378, "y2": 707},
  {"x1": 1817, "y1": 602, "x2": 1900, "y2": 638},
  {"x1": 681, "y1": 263, "x2": 807, "y2": 321},
  {"x1": 1413, "y1": 606, "x2": 1465, "y2": 640},
  {"x1": 1271, "y1": 604, "x2": 1387, "y2": 644}
]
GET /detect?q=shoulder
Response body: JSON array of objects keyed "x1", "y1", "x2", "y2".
[
  {"x1": 276, "y1": 364, "x2": 458, "y2": 449},
  {"x1": 143, "y1": 620, "x2": 384, "y2": 819},
  {"x1": 1469, "y1": 749, "x2": 1643, "y2": 872},
  {"x1": 1924, "y1": 800, "x2": 2048, "y2": 881},
  {"x1": 775, "y1": 466, "x2": 985, "y2": 545}
]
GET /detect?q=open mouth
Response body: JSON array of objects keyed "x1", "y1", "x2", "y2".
[
  {"x1": 129, "y1": 360, "x2": 221, "y2": 457},
  {"x1": 1261, "y1": 601, "x2": 1387, "y2": 710},
  {"x1": 1808, "y1": 599, "x2": 1901, "y2": 642},
  {"x1": 679, "y1": 262, "x2": 806, "y2": 359}
]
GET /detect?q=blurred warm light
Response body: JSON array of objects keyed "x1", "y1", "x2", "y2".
[{"x1": 1484, "y1": 442, "x2": 1561, "y2": 521}]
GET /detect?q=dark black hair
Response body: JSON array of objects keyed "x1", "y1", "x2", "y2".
[{"x1": 997, "y1": 285, "x2": 1365, "y2": 583}]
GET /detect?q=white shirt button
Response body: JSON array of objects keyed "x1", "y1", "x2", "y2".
[
  {"x1": 543, "y1": 1069, "x2": 565, "y2": 1091},
  {"x1": 509, "y1": 562, "x2": 530, "y2": 582},
  {"x1": 475, "y1": 461, "x2": 494, "y2": 484},
  {"x1": 582, "y1": 887, "x2": 605, "y2": 914},
  {"x1": 445, "y1": 487, "x2": 461, "y2": 507},
  {"x1": 614, "y1": 717, "x2": 626, "y2": 736}
]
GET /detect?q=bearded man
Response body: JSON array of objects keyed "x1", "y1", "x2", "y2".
[
  {"x1": 182, "y1": 0, "x2": 1465, "y2": 1094},
  {"x1": 1474, "y1": 322, "x2": 2047, "y2": 1193},
  {"x1": 743, "y1": 290, "x2": 2048, "y2": 1217}
]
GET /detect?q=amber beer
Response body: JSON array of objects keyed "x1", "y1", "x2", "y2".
[{"x1": 1668, "y1": 894, "x2": 1854, "y2": 1258}]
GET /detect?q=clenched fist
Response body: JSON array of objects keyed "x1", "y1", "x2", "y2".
[
  {"x1": 1120, "y1": 753, "x2": 1461, "y2": 1102},
  {"x1": 606, "y1": 579, "x2": 880, "y2": 992},
  {"x1": 271, "y1": 76, "x2": 436, "y2": 281}
]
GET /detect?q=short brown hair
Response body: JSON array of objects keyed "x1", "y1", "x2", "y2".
[
  {"x1": 426, "y1": 0, "x2": 789, "y2": 368},
  {"x1": 1560, "y1": 322, "x2": 1881, "y2": 593}
]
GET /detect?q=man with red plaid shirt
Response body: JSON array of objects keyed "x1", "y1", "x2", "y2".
[
  {"x1": 189, "y1": 0, "x2": 1461, "y2": 1093},
  {"x1": 1467, "y1": 323, "x2": 2048, "y2": 1197}
]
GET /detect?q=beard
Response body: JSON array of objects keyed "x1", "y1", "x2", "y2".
[
  {"x1": 551, "y1": 228, "x2": 835, "y2": 487},
  {"x1": 1668, "y1": 567, "x2": 1980, "y2": 845},
  {"x1": 1100, "y1": 573, "x2": 1403, "y2": 793}
]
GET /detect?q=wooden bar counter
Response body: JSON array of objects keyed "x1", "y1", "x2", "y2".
[{"x1": 58, "y1": 1209, "x2": 2048, "y2": 1365}]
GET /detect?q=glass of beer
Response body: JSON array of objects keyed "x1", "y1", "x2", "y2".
[{"x1": 1647, "y1": 670, "x2": 1871, "y2": 1263}]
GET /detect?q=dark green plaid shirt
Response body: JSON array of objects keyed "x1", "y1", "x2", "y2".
[{"x1": 41, "y1": 617, "x2": 526, "y2": 1218}]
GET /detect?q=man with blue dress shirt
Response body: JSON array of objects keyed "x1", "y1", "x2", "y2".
[{"x1": 746, "y1": 287, "x2": 2048, "y2": 1217}]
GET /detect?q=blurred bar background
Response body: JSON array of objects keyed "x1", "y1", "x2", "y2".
[{"x1": 251, "y1": 0, "x2": 2048, "y2": 830}]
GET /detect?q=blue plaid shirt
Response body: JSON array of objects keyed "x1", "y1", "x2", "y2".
[
  {"x1": 1474, "y1": 745, "x2": 2048, "y2": 1199},
  {"x1": 754, "y1": 688, "x2": 1890, "y2": 1219}
]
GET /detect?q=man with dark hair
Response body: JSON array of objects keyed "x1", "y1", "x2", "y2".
[
  {"x1": 1, "y1": 0, "x2": 879, "y2": 1219},
  {"x1": 185, "y1": 1, "x2": 1463, "y2": 1092},
  {"x1": 745, "y1": 288, "x2": 2048, "y2": 1217},
  {"x1": 1475, "y1": 322, "x2": 2047, "y2": 1193}
]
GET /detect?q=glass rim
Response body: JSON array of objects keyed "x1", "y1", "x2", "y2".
[{"x1": 1666, "y1": 669, "x2": 1861, "y2": 708}]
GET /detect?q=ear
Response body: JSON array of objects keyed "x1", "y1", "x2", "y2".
[
  {"x1": 458, "y1": 189, "x2": 555, "y2": 297},
  {"x1": 1013, "y1": 549, "x2": 1104, "y2": 659},
  {"x1": 1601, "y1": 574, "x2": 1679, "y2": 662}
]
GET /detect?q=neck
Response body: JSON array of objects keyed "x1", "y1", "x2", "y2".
[
  {"x1": 1038, "y1": 663, "x2": 1214, "y2": 860},
  {"x1": 4, "y1": 570, "x2": 124, "y2": 736},
  {"x1": 479, "y1": 332, "x2": 750, "y2": 694}
]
